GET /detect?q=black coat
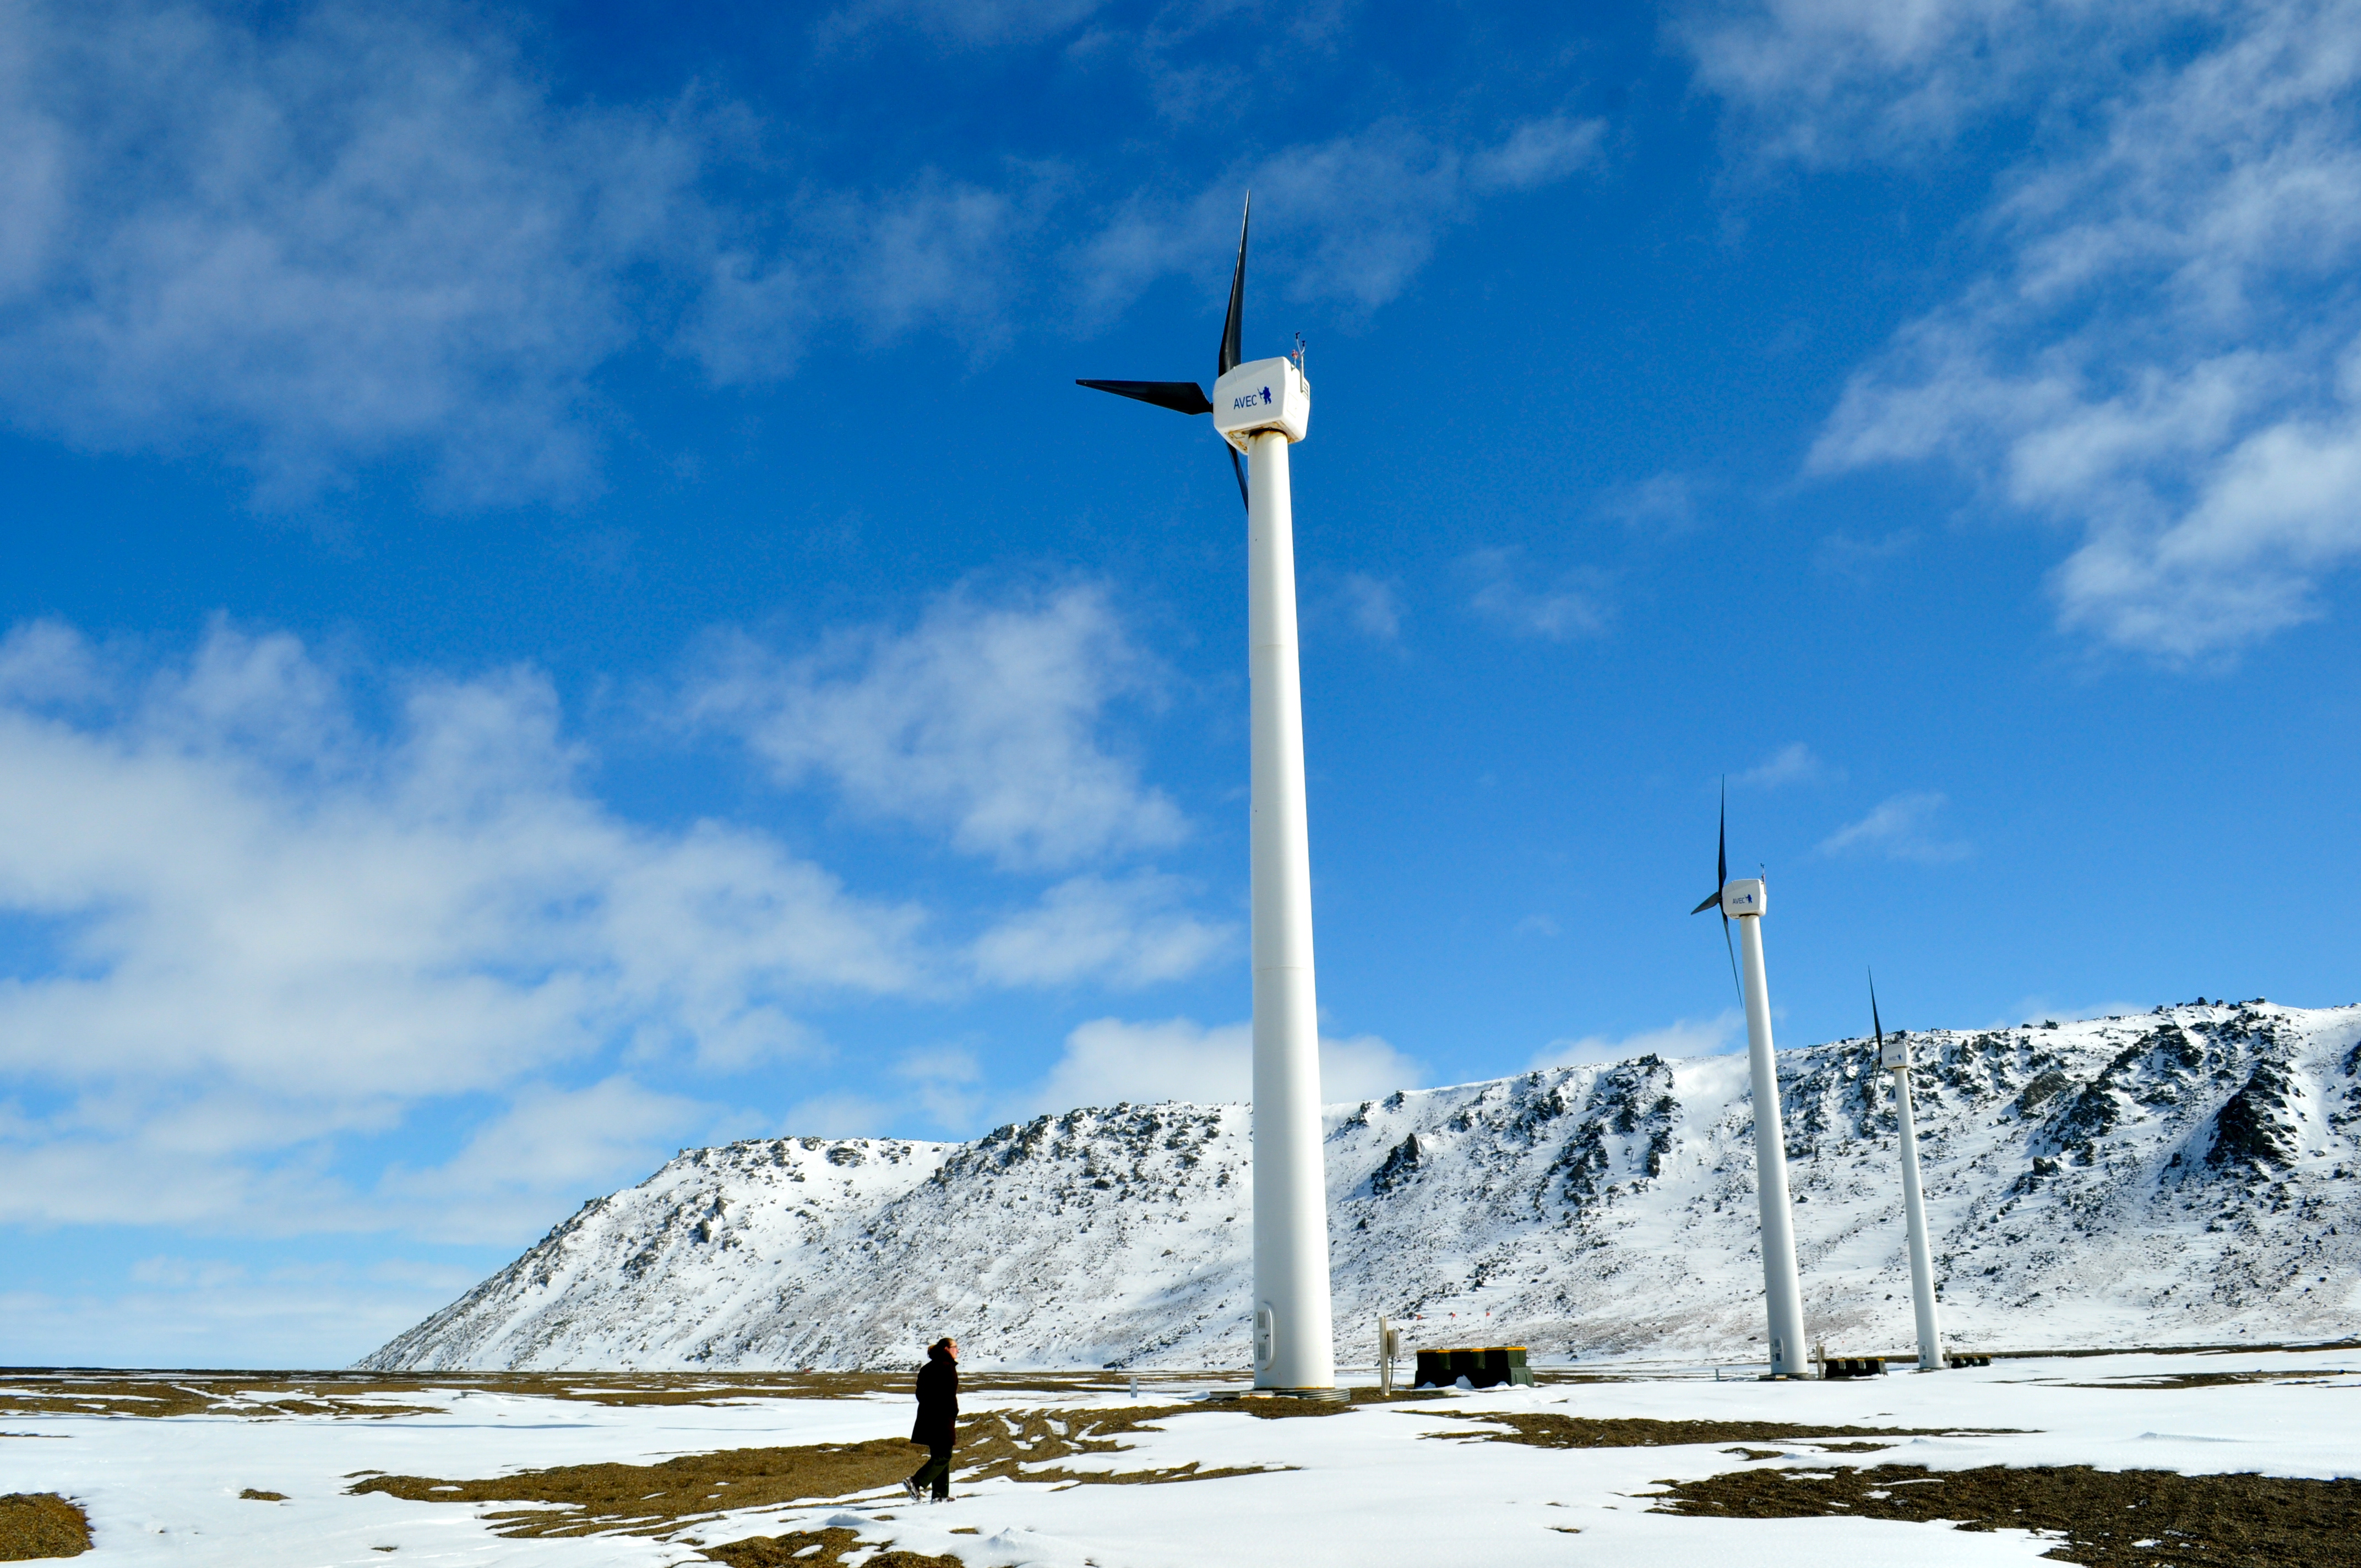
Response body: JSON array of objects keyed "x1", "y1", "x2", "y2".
[{"x1": 911, "y1": 1349, "x2": 958, "y2": 1447}]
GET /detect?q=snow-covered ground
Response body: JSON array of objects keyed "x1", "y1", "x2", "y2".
[
  {"x1": 6, "y1": 1349, "x2": 2359, "y2": 1566},
  {"x1": 368, "y1": 1001, "x2": 2361, "y2": 1371}
]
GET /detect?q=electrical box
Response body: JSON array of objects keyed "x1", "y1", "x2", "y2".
[
  {"x1": 1413, "y1": 1346, "x2": 1533, "y2": 1389},
  {"x1": 1212, "y1": 357, "x2": 1310, "y2": 449},
  {"x1": 1720, "y1": 878, "x2": 1766, "y2": 917}
]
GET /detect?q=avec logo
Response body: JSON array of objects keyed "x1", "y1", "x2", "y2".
[{"x1": 1230, "y1": 386, "x2": 1275, "y2": 410}]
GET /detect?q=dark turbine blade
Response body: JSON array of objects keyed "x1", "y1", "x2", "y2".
[
  {"x1": 1714, "y1": 776, "x2": 1739, "y2": 1003},
  {"x1": 1870, "y1": 969, "x2": 1884, "y2": 1049},
  {"x1": 1075, "y1": 379, "x2": 1212, "y2": 416},
  {"x1": 1716, "y1": 778, "x2": 1728, "y2": 891},
  {"x1": 1218, "y1": 195, "x2": 1249, "y2": 377},
  {"x1": 1693, "y1": 778, "x2": 1731, "y2": 914},
  {"x1": 1229, "y1": 446, "x2": 1248, "y2": 509},
  {"x1": 1723, "y1": 913, "x2": 1742, "y2": 1007}
]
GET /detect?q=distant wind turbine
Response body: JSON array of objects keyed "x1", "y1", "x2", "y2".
[
  {"x1": 1872, "y1": 972, "x2": 1944, "y2": 1371},
  {"x1": 1692, "y1": 797, "x2": 1809, "y2": 1379},
  {"x1": 1077, "y1": 199, "x2": 1336, "y2": 1398}
]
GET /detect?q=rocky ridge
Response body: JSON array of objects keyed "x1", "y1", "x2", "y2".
[{"x1": 363, "y1": 1000, "x2": 2361, "y2": 1370}]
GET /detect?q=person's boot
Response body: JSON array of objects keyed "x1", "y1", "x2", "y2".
[{"x1": 902, "y1": 1479, "x2": 923, "y2": 1503}]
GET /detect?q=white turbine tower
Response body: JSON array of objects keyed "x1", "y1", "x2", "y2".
[
  {"x1": 1078, "y1": 199, "x2": 1339, "y2": 1398},
  {"x1": 1691, "y1": 796, "x2": 1809, "y2": 1379},
  {"x1": 1872, "y1": 974, "x2": 1944, "y2": 1370}
]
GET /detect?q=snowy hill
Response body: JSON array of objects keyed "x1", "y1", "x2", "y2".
[{"x1": 363, "y1": 1000, "x2": 2361, "y2": 1371}]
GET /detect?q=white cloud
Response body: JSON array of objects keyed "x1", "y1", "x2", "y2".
[
  {"x1": 0, "y1": 2, "x2": 1611, "y2": 504},
  {"x1": 378, "y1": 1077, "x2": 713, "y2": 1244},
  {"x1": 777, "y1": 1043, "x2": 989, "y2": 1136},
  {"x1": 1464, "y1": 549, "x2": 1611, "y2": 641},
  {"x1": 1338, "y1": 573, "x2": 1403, "y2": 642},
  {"x1": 2049, "y1": 388, "x2": 2361, "y2": 655},
  {"x1": 1533, "y1": 1010, "x2": 1743, "y2": 1069},
  {"x1": 1711, "y1": 0, "x2": 2361, "y2": 656},
  {"x1": 1597, "y1": 472, "x2": 1705, "y2": 536},
  {"x1": 893, "y1": 1044, "x2": 988, "y2": 1127},
  {"x1": 777, "y1": 1090, "x2": 896, "y2": 1139},
  {"x1": 127, "y1": 1255, "x2": 247, "y2": 1289},
  {"x1": 1814, "y1": 527, "x2": 1921, "y2": 581},
  {"x1": 0, "y1": 0, "x2": 1051, "y2": 502},
  {"x1": 1471, "y1": 115, "x2": 1611, "y2": 190},
  {"x1": 1679, "y1": 0, "x2": 2166, "y2": 167},
  {"x1": 1817, "y1": 790, "x2": 1972, "y2": 863},
  {"x1": 684, "y1": 169, "x2": 1042, "y2": 383},
  {"x1": 0, "y1": 617, "x2": 927, "y2": 1234},
  {"x1": 0, "y1": 606, "x2": 1255, "y2": 1236},
  {"x1": 1035, "y1": 1016, "x2": 1423, "y2": 1112},
  {"x1": 2, "y1": 1256, "x2": 482, "y2": 1368},
  {"x1": 969, "y1": 872, "x2": 1234, "y2": 989},
  {"x1": 0, "y1": 0, "x2": 694, "y2": 503},
  {"x1": 816, "y1": 0, "x2": 1110, "y2": 48},
  {"x1": 1989, "y1": 995, "x2": 2151, "y2": 1028},
  {"x1": 684, "y1": 585, "x2": 1187, "y2": 872},
  {"x1": 1309, "y1": 1032, "x2": 1421, "y2": 1106},
  {"x1": 1734, "y1": 742, "x2": 1834, "y2": 789},
  {"x1": 1075, "y1": 112, "x2": 1607, "y2": 320}
]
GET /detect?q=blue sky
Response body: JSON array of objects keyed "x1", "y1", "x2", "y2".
[{"x1": 3, "y1": 0, "x2": 2359, "y2": 1366}]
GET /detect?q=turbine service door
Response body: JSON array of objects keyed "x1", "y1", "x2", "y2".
[
  {"x1": 1719, "y1": 878, "x2": 1766, "y2": 918},
  {"x1": 1212, "y1": 357, "x2": 1310, "y2": 450}
]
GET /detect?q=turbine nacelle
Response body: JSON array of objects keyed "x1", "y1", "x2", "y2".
[
  {"x1": 1212, "y1": 357, "x2": 1310, "y2": 450},
  {"x1": 1717, "y1": 878, "x2": 1765, "y2": 918},
  {"x1": 1873, "y1": 973, "x2": 1910, "y2": 1069}
]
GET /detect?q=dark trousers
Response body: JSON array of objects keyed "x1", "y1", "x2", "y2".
[{"x1": 910, "y1": 1441, "x2": 953, "y2": 1499}]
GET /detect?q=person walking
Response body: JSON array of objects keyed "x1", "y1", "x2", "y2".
[{"x1": 904, "y1": 1336, "x2": 959, "y2": 1503}]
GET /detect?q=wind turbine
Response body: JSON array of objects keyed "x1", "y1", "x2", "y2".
[
  {"x1": 1691, "y1": 796, "x2": 1809, "y2": 1379},
  {"x1": 1872, "y1": 973, "x2": 1944, "y2": 1371},
  {"x1": 1077, "y1": 199, "x2": 1336, "y2": 1399}
]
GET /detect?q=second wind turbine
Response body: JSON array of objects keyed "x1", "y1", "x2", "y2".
[
  {"x1": 1077, "y1": 199, "x2": 1338, "y2": 1398},
  {"x1": 1872, "y1": 974, "x2": 1945, "y2": 1371}
]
